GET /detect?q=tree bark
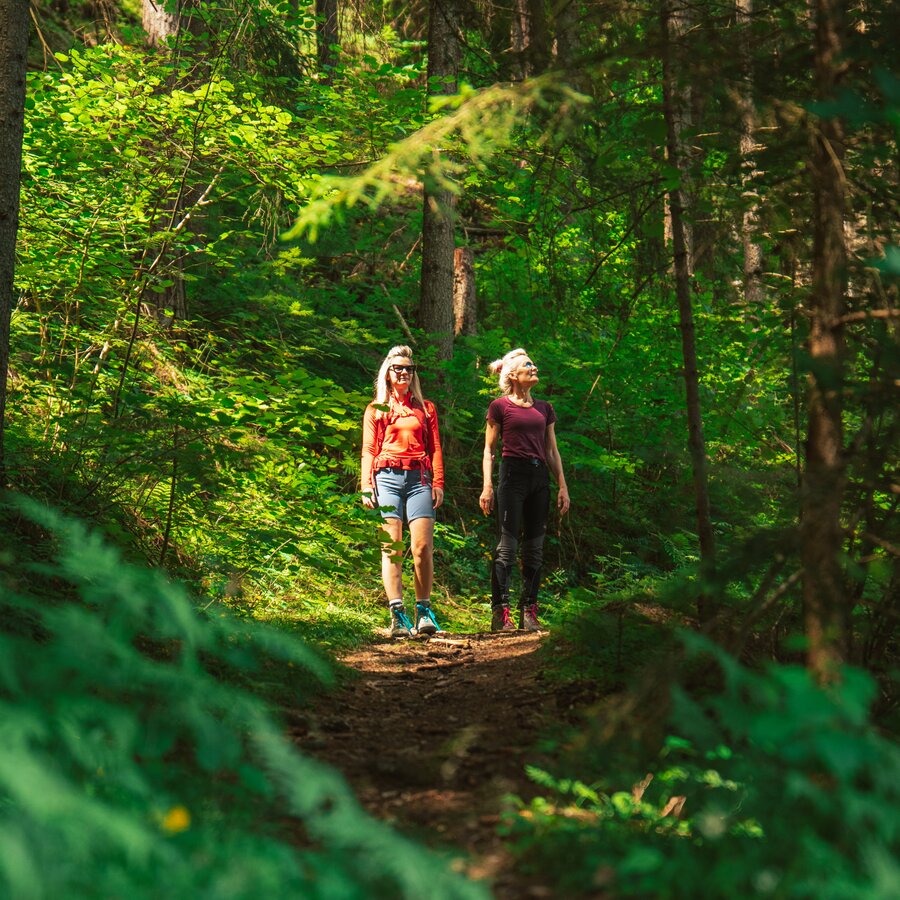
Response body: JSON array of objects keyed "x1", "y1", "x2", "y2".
[
  {"x1": 800, "y1": 0, "x2": 848, "y2": 680},
  {"x1": 419, "y1": 0, "x2": 459, "y2": 361},
  {"x1": 453, "y1": 247, "x2": 477, "y2": 336},
  {"x1": 0, "y1": 0, "x2": 30, "y2": 486},
  {"x1": 511, "y1": 0, "x2": 531, "y2": 80},
  {"x1": 315, "y1": 0, "x2": 339, "y2": 78},
  {"x1": 737, "y1": 0, "x2": 763, "y2": 307},
  {"x1": 511, "y1": 0, "x2": 550, "y2": 79},
  {"x1": 142, "y1": 0, "x2": 180, "y2": 47},
  {"x1": 661, "y1": 0, "x2": 694, "y2": 272},
  {"x1": 661, "y1": 0, "x2": 716, "y2": 621}
]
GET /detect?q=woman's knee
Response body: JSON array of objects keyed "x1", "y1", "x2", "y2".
[
  {"x1": 521, "y1": 535, "x2": 544, "y2": 569},
  {"x1": 494, "y1": 533, "x2": 518, "y2": 567},
  {"x1": 411, "y1": 536, "x2": 433, "y2": 566},
  {"x1": 382, "y1": 548, "x2": 403, "y2": 565},
  {"x1": 381, "y1": 538, "x2": 404, "y2": 566}
]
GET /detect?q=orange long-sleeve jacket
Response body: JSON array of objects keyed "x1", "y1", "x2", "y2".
[{"x1": 361, "y1": 398, "x2": 444, "y2": 492}]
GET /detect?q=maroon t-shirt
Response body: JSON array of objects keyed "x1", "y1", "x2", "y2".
[{"x1": 486, "y1": 396, "x2": 557, "y2": 462}]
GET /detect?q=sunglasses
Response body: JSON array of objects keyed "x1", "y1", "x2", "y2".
[{"x1": 389, "y1": 364, "x2": 417, "y2": 374}]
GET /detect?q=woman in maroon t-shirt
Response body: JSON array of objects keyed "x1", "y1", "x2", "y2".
[{"x1": 480, "y1": 348, "x2": 570, "y2": 632}]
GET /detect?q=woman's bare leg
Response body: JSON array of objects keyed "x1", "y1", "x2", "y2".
[
  {"x1": 381, "y1": 517, "x2": 404, "y2": 599},
  {"x1": 409, "y1": 516, "x2": 434, "y2": 600}
]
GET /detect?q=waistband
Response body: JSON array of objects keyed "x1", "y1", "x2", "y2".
[
  {"x1": 374, "y1": 461, "x2": 431, "y2": 477},
  {"x1": 374, "y1": 455, "x2": 431, "y2": 472},
  {"x1": 501, "y1": 456, "x2": 545, "y2": 467}
]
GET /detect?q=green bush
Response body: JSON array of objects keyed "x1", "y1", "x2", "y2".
[
  {"x1": 506, "y1": 634, "x2": 900, "y2": 899},
  {"x1": 0, "y1": 498, "x2": 485, "y2": 900}
]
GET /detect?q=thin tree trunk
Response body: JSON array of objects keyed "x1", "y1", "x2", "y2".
[
  {"x1": 0, "y1": 0, "x2": 30, "y2": 486},
  {"x1": 737, "y1": 0, "x2": 763, "y2": 307},
  {"x1": 661, "y1": 0, "x2": 716, "y2": 621},
  {"x1": 661, "y1": 0, "x2": 694, "y2": 271},
  {"x1": 159, "y1": 425, "x2": 179, "y2": 566},
  {"x1": 552, "y1": 0, "x2": 578, "y2": 64},
  {"x1": 315, "y1": 0, "x2": 339, "y2": 78},
  {"x1": 419, "y1": 0, "x2": 459, "y2": 361},
  {"x1": 511, "y1": 0, "x2": 531, "y2": 79},
  {"x1": 800, "y1": 0, "x2": 848, "y2": 680},
  {"x1": 453, "y1": 247, "x2": 477, "y2": 336},
  {"x1": 141, "y1": 0, "x2": 197, "y2": 323}
]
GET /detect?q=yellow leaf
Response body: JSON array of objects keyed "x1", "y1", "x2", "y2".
[{"x1": 162, "y1": 806, "x2": 191, "y2": 833}]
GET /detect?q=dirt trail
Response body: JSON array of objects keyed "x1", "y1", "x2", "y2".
[{"x1": 296, "y1": 629, "x2": 573, "y2": 898}]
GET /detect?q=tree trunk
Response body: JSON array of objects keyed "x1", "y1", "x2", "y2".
[
  {"x1": 511, "y1": 0, "x2": 551, "y2": 79},
  {"x1": 661, "y1": 0, "x2": 694, "y2": 272},
  {"x1": 511, "y1": 0, "x2": 531, "y2": 80},
  {"x1": 315, "y1": 0, "x2": 339, "y2": 78},
  {"x1": 553, "y1": 0, "x2": 578, "y2": 65},
  {"x1": 737, "y1": 0, "x2": 763, "y2": 307},
  {"x1": 141, "y1": 0, "x2": 196, "y2": 323},
  {"x1": 142, "y1": 0, "x2": 180, "y2": 47},
  {"x1": 419, "y1": 0, "x2": 459, "y2": 361},
  {"x1": 800, "y1": 0, "x2": 848, "y2": 681},
  {"x1": 0, "y1": 0, "x2": 30, "y2": 486},
  {"x1": 661, "y1": 0, "x2": 716, "y2": 621},
  {"x1": 453, "y1": 247, "x2": 477, "y2": 336},
  {"x1": 484, "y1": 0, "x2": 514, "y2": 80}
]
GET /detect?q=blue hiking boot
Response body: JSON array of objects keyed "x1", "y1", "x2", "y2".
[
  {"x1": 415, "y1": 601, "x2": 440, "y2": 636},
  {"x1": 389, "y1": 602, "x2": 414, "y2": 638}
]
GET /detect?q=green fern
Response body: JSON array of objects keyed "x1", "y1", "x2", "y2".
[{"x1": 0, "y1": 498, "x2": 486, "y2": 900}]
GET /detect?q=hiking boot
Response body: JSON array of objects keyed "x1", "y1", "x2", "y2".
[
  {"x1": 491, "y1": 604, "x2": 516, "y2": 632},
  {"x1": 389, "y1": 604, "x2": 414, "y2": 638},
  {"x1": 415, "y1": 601, "x2": 439, "y2": 636},
  {"x1": 521, "y1": 603, "x2": 544, "y2": 632}
]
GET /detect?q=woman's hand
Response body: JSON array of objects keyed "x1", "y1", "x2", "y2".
[
  {"x1": 479, "y1": 486, "x2": 494, "y2": 515},
  {"x1": 361, "y1": 491, "x2": 376, "y2": 510},
  {"x1": 432, "y1": 486, "x2": 445, "y2": 510},
  {"x1": 557, "y1": 485, "x2": 570, "y2": 516}
]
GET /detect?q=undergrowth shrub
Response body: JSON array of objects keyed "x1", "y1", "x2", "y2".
[
  {"x1": 506, "y1": 634, "x2": 900, "y2": 899},
  {"x1": 0, "y1": 498, "x2": 485, "y2": 900}
]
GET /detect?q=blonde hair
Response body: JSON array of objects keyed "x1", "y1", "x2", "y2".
[
  {"x1": 373, "y1": 345, "x2": 427, "y2": 417},
  {"x1": 488, "y1": 348, "x2": 530, "y2": 394}
]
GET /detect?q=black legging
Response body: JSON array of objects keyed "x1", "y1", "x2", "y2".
[{"x1": 491, "y1": 457, "x2": 550, "y2": 608}]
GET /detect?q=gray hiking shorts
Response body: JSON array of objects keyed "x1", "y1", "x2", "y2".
[{"x1": 373, "y1": 467, "x2": 435, "y2": 523}]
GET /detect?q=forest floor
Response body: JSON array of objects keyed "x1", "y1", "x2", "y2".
[{"x1": 294, "y1": 628, "x2": 592, "y2": 898}]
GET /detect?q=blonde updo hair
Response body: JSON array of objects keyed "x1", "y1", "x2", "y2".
[
  {"x1": 373, "y1": 344, "x2": 426, "y2": 417},
  {"x1": 489, "y1": 348, "x2": 530, "y2": 394}
]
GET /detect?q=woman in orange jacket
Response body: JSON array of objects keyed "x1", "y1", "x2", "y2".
[{"x1": 361, "y1": 345, "x2": 445, "y2": 637}]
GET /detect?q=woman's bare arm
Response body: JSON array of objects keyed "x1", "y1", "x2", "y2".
[
  {"x1": 479, "y1": 420, "x2": 501, "y2": 514},
  {"x1": 545, "y1": 423, "x2": 570, "y2": 515}
]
